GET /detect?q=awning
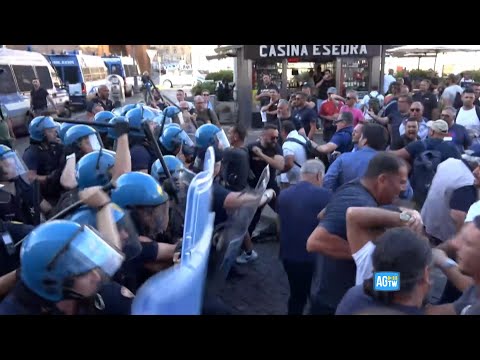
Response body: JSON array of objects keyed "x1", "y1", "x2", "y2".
[
  {"x1": 206, "y1": 45, "x2": 242, "y2": 60},
  {"x1": 387, "y1": 45, "x2": 480, "y2": 57}
]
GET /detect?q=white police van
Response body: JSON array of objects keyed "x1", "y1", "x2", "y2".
[
  {"x1": 0, "y1": 48, "x2": 70, "y2": 136},
  {"x1": 46, "y1": 51, "x2": 108, "y2": 109},
  {"x1": 102, "y1": 55, "x2": 142, "y2": 97}
]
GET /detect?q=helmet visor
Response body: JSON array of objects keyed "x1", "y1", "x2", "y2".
[
  {"x1": 47, "y1": 225, "x2": 125, "y2": 278},
  {"x1": 115, "y1": 209, "x2": 142, "y2": 261},
  {"x1": 179, "y1": 130, "x2": 194, "y2": 147},
  {"x1": 84, "y1": 133, "x2": 102, "y2": 152},
  {"x1": 215, "y1": 129, "x2": 230, "y2": 149},
  {"x1": 0, "y1": 150, "x2": 28, "y2": 181}
]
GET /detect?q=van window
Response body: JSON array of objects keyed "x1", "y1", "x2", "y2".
[
  {"x1": 34, "y1": 66, "x2": 54, "y2": 89},
  {"x1": 50, "y1": 67, "x2": 62, "y2": 87},
  {"x1": 12, "y1": 65, "x2": 36, "y2": 92},
  {"x1": 124, "y1": 65, "x2": 130, "y2": 78},
  {"x1": 0, "y1": 65, "x2": 18, "y2": 94},
  {"x1": 129, "y1": 64, "x2": 138, "y2": 76},
  {"x1": 62, "y1": 67, "x2": 80, "y2": 84}
]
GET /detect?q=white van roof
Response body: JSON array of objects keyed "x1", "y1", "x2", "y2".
[
  {"x1": 0, "y1": 48, "x2": 51, "y2": 66},
  {"x1": 77, "y1": 54, "x2": 108, "y2": 69}
]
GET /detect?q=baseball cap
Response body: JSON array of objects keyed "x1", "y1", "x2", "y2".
[
  {"x1": 427, "y1": 120, "x2": 448, "y2": 133},
  {"x1": 327, "y1": 87, "x2": 337, "y2": 94}
]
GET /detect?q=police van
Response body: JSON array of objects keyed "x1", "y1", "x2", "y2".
[
  {"x1": 102, "y1": 55, "x2": 142, "y2": 97},
  {"x1": 0, "y1": 48, "x2": 70, "y2": 136},
  {"x1": 46, "y1": 52, "x2": 108, "y2": 109}
]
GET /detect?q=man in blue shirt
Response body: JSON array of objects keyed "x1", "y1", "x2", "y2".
[
  {"x1": 324, "y1": 123, "x2": 388, "y2": 192},
  {"x1": 292, "y1": 92, "x2": 318, "y2": 140},
  {"x1": 278, "y1": 160, "x2": 331, "y2": 315},
  {"x1": 442, "y1": 106, "x2": 471, "y2": 153},
  {"x1": 310, "y1": 111, "x2": 354, "y2": 155}
]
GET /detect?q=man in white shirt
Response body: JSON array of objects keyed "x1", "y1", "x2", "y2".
[
  {"x1": 455, "y1": 88, "x2": 480, "y2": 131},
  {"x1": 441, "y1": 74, "x2": 464, "y2": 107},
  {"x1": 346, "y1": 207, "x2": 424, "y2": 285},
  {"x1": 384, "y1": 69, "x2": 396, "y2": 94},
  {"x1": 174, "y1": 89, "x2": 194, "y2": 110},
  {"x1": 279, "y1": 120, "x2": 307, "y2": 188}
]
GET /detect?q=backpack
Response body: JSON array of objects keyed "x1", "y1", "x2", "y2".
[
  {"x1": 368, "y1": 93, "x2": 381, "y2": 114},
  {"x1": 284, "y1": 135, "x2": 322, "y2": 166},
  {"x1": 49, "y1": 188, "x2": 79, "y2": 219},
  {"x1": 411, "y1": 140, "x2": 443, "y2": 208}
]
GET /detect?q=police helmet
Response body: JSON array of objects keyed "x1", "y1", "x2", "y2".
[
  {"x1": 125, "y1": 106, "x2": 157, "y2": 138},
  {"x1": 159, "y1": 126, "x2": 194, "y2": 152},
  {"x1": 0, "y1": 145, "x2": 27, "y2": 181},
  {"x1": 195, "y1": 124, "x2": 221, "y2": 149},
  {"x1": 111, "y1": 172, "x2": 168, "y2": 208},
  {"x1": 107, "y1": 116, "x2": 129, "y2": 140},
  {"x1": 59, "y1": 122, "x2": 76, "y2": 143},
  {"x1": 29, "y1": 116, "x2": 57, "y2": 142},
  {"x1": 76, "y1": 149, "x2": 116, "y2": 190},
  {"x1": 121, "y1": 104, "x2": 137, "y2": 116},
  {"x1": 69, "y1": 204, "x2": 141, "y2": 261},
  {"x1": 64, "y1": 125, "x2": 102, "y2": 153},
  {"x1": 94, "y1": 111, "x2": 115, "y2": 134},
  {"x1": 164, "y1": 105, "x2": 181, "y2": 119},
  {"x1": 151, "y1": 156, "x2": 184, "y2": 183},
  {"x1": 20, "y1": 220, "x2": 124, "y2": 302}
]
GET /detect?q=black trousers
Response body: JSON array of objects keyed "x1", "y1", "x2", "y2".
[{"x1": 282, "y1": 260, "x2": 315, "y2": 315}]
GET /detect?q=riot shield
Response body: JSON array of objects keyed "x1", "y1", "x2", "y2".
[
  {"x1": 132, "y1": 147, "x2": 215, "y2": 315},
  {"x1": 208, "y1": 165, "x2": 270, "y2": 288}
]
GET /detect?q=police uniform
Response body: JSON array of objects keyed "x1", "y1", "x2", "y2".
[
  {"x1": 130, "y1": 141, "x2": 157, "y2": 173},
  {"x1": 0, "y1": 178, "x2": 36, "y2": 224},
  {"x1": 0, "y1": 220, "x2": 34, "y2": 276},
  {"x1": 23, "y1": 141, "x2": 65, "y2": 205},
  {"x1": 0, "y1": 280, "x2": 133, "y2": 315}
]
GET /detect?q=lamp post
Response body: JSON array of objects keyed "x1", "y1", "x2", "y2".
[{"x1": 132, "y1": 45, "x2": 139, "y2": 93}]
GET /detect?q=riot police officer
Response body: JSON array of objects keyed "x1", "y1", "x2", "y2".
[
  {"x1": 0, "y1": 187, "x2": 126, "y2": 315},
  {"x1": 93, "y1": 111, "x2": 116, "y2": 150},
  {"x1": 159, "y1": 125, "x2": 194, "y2": 157},
  {"x1": 22, "y1": 116, "x2": 65, "y2": 207},
  {"x1": 193, "y1": 123, "x2": 230, "y2": 172},
  {"x1": 126, "y1": 106, "x2": 158, "y2": 173},
  {"x1": 0, "y1": 145, "x2": 37, "y2": 224},
  {"x1": 110, "y1": 172, "x2": 179, "y2": 291}
]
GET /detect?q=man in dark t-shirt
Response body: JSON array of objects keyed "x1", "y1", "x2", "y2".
[
  {"x1": 222, "y1": 124, "x2": 250, "y2": 191},
  {"x1": 292, "y1": 92, "x2": 318, "y2": 140},
  {"x1": 30, "y1": 79, "x2": 57, "y2": 116},
  {"x1": 256, "y1": 74, "x2": 280, "y2": 108},
  {"x1": 307, "y1": 152, "x2": 409, "y2": 314}
]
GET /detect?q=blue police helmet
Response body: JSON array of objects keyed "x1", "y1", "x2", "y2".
[
  {"x1": 159, "y1": 126, "x2": 194, "y2": 152},
  {"x1": 195, "y1": 123, "x2": 221, "y2": 149},
  {"x1": 0, "y1": 144, "x2": 12, "y2": 158},
  {"x1": 125, "y1": 106, "x2": 157, "y2": 138},
  {"x1": 64, "y1": 124, "x2": 100, "y2": 148},
  {"x1": 111, "y1": 172, "x2": 168, "y2": 208},
  {"x1": 29, "y1": 116, "x2": 57, "y2": 142},
  {"x1": 68, "y1": 204, "x2": 142, "y2": 261},
  {"x1": 59, "y1": 122, "x2": 76, "y2": 143},
  {"x1": 20, "y1": 220, "x2": 125, "y2": 302},
  {"x1": 112, "y1": 107, "x2": 123, "y2": 116},
  {"x1": 107, "y1": 116, "x2": 129, "y2": 140},
  {"x1": 94, "y1": 111, "x2": 115, "y2": 134},
  {"x1": 151, "y1": 156, "x2": 184, "y2": 182},
  {"x1": 164, "y1": 105, "x2": 181, "y2": 119},
  {"x1": 76, "y1": 149, "x2": 116, "y2": 190},
  {"x1": 121, "y1": 103, "x2": 137, "y2": 116}
]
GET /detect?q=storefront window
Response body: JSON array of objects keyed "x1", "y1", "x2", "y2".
[{"x1": 340, "y1": 58, "x2": 370, "y2": 97}]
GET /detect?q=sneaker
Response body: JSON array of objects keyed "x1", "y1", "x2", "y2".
[{"x1": 236, "y1": 250, "x2": 258, "y2": 264}]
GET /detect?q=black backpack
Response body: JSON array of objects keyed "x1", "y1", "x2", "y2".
[
  {"x1": 411, "y1": 140, "x2": 443, "y2": 207},
  {"x1": 284, "y1": 136, "x2": 322, "y2": 166}
]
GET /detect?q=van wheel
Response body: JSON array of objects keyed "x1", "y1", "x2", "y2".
[{"x1": 163, "y1": 80, "x2": 173, "y2": 89}]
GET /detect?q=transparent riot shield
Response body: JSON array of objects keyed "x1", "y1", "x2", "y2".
[
  {"x1": 132, "y1": 147, "x2": 215, "y2": 315},
  {"x1": 208, "y1": 165, "x2": 270, "y2": 288}
]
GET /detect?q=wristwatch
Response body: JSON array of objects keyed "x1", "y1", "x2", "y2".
[{"x1": 399, "y1": 211, "x2": 412, "y2": 223}]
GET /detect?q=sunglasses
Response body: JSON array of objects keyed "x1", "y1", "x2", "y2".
[
  {"x1": 202, "y1": 94, "x2": 209, "y2": 96},
  {"x1": 270, "y1": 136, "x2": 279, "y2": 140},
  {"x1": 410, "y1": 108, "x2": 421, "y2": 112},
  {"x1": 346, "y1": 97, "x2": 355, "y2": 100},
  {"x1": 441, "y1": 114, "x2": 451, "y2": 118}
]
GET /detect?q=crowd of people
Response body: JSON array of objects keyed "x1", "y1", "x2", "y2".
[{"x1": 1, "y1": 67, "x2": 480, "y2": 315}]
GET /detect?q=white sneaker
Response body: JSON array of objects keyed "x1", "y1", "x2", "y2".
[{"x1": 236, "y1": 250, "x2": 258, "y2": 264}]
